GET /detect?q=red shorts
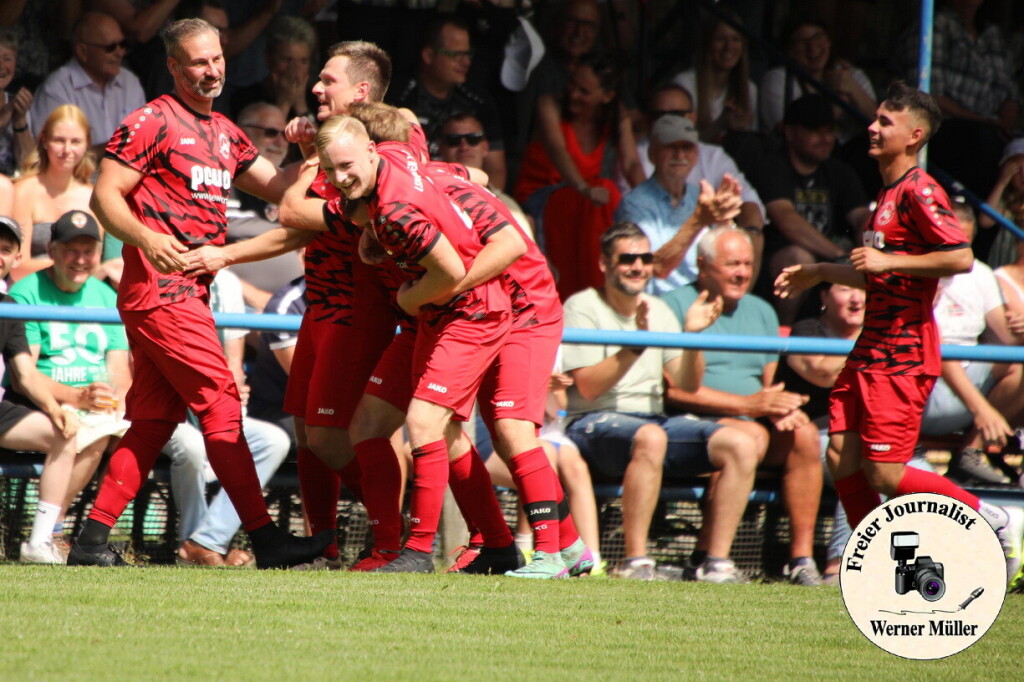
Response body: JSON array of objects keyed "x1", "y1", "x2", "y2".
[
  {"x1": 477, "y1": 316, "x2": 562, "y2": 429},
  {"x1": 828, "y1": 367, "x2": 936, "y2": 463},
  {"x1": 412, "y1": 309, "x2": 511, "y2": 422},
  {"x1": 283, "y1": 306, "x2": 395, "y2": 428},
  {"x1": 121, "y1": 298, "x2": 239, "y2": 426},
  {"x1": 363, "y1": 324, "x2": 417, "y2": 412}
]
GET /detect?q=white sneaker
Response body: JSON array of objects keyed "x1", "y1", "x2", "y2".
[
  {"x1": 20, "y1": 540, "x2": 65, "y2": 564},
  {"x1": 694, "y1": 558, "x2": 745, "y2": 583},
  {"x1": 1002, "y1": 506, "x2": 1024, "y2": 584}
]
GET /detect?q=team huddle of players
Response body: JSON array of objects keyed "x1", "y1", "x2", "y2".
[{"x1": 70, "y1": 18, "x2": 592, "y2": 576}]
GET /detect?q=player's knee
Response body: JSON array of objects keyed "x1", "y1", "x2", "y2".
[{"x1": 195, "y1": 392, "x2": 243, "y2": 435}]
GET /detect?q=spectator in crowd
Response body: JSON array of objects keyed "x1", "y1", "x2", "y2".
[
  {"x1": 672, "y1": 7, "x2": 758, "y2": 143},
  {"x1": 174, "y1": 268, "x2": 292, "y2": 567},
  {"x1": 893, "y1": 0, "x2": 1020, "y2": 198},
  {"x1": 981, "y1": 138, "x2": 1024, "y2": 268},
  {"x1": 614, "y1": 114, "x2": 744, "y2": 295},
  {"x1": 663, "y1": 226, "x2": 824, "y2": 586},
  {"x1": 230, "y1": 15, "x2": 318, "y2": 123},
  {"x1": 515, "y1": 53, "x2": 643, "y2": 299},
  {"x1": 920, "y1": 201, "x2": 1024, "y2": 485},
  {"x1": 4, "y1": 213, "x2": 122, "y2": 564},
  {"x1": 11, "y1": 104, "x2": 98, "y2": 279},
  {"x1": 747, "y1": 95, "x2": 871, "y2": 326},
  {"x1": 761, "y1": 16, "x2": 876, "y2": 141},
  {"x1": 632, "y1": 83, "x2": 766, "y2": 267},
  {"x1": 389, "y1": 14, "x2": 507, "y2": 190},
  {"x1": 29, "y1": 11, "x2": 146, "y2": 150},
  {"x1": 0, "y1": 175, "x2": 10, "y2": 219},
  {"x1": 563, "y1": 222, "x2": 758, "y2": 582},
  {"x1": 228, "y1": 101, "x2": 302, "y2": 309},
  {"x1": 86, "y1": 0, "x2": 186, "y2": 46},
  {"x1": 0, "y1": 27, "x2": 33, "y2": 177},
  {"x1": 437, "y1": 112, "x2": 529, "y2": 236},
  {"x1": 248, "y1": 268, "x2": 304, "y2": 438}
]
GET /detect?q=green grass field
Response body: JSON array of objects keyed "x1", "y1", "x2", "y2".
[{"x1": 1, "y1": 566, "x2": 1020, "y2": 680}]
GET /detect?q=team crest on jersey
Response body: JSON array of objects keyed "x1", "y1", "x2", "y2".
[
  {"x1": 218, "y1": 133, "x2": 230, "y2": 159},
  {"x1": 877, "y1": 200, "x2": 896, "y2": 226}
]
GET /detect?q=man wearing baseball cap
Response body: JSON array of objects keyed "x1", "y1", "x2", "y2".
[
  {"x1": 614, "y1": 114, "x2": 743, "y2": 295},
  {"x1": 746, "y1": 94, "x2": 871, "y2": 325},
  {"x1": 0, "y1": 216, "x2": 23, "y2": 293}
]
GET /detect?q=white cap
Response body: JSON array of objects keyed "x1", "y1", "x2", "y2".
[
  {"x1": 501, "y1": 16, "x2": 545, "y2": 92},
  {"x1": 1000, "y1": 138, "x2": 1024, "y2": 166}
]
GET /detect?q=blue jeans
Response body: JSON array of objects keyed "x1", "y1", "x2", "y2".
[
  {"x1": 566, "y1": 412, "x2": 722, "y2": 481},
  {"x1": 164, "y1": 417, "x2": 291, "y2": 553}
]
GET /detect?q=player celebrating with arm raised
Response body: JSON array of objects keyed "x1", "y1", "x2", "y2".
[
  {"x1": 70, "y1": 18, "x2": 332, "y2": 568},
  {"x1": 775, "y1": 81, "x2": 1016, "y2": 566}
]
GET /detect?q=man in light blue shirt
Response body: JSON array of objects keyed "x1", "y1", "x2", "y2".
[{"x1": 615, "y1": 115, "x2": 741, "y2": 295}]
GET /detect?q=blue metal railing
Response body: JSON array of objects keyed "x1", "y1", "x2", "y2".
[{"x1": 3, "y1": 303, "x2": 1024, "y2": 363}]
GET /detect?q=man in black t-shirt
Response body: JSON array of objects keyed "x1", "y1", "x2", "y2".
[
  {"x1": 387, "y1": 14, "x2": 508, "y2": 190},
  {"x1": 749, "y1": 95, "x2": 872, "y2": 325}
]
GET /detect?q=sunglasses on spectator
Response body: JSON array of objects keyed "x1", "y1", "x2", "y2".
[
  {"x1": 83, "y1": 40, "x2": 128, "y2": 53},
  {"x1": 435, "y1": 47, "x2": 474, "y2": 59},
  {"x1": 650, "y1": 109, "x2": 693, "y2": 119},
  {"x1": 442, "y1": 132, "x2": 485, "y2": 147},
  {"x1": 243, "y1": 124, "x2": 287, "y2": 139},
  {"x1": 616, "y1": 252, "x2": 654, "y2": 266}
]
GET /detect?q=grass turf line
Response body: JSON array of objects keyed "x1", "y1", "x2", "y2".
[{"x1": 0, "y1": 566, "x2": 1020, "y2": 680}]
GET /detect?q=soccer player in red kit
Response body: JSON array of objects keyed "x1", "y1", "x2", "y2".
[
  {"x1": 184, "y1": 43, "x2": 406, "y2": 568},
  {"x1": 775, "y1": 82, "x2": 1014, "y2": 560},
  {"x1": 70, "y1": 18, "x2": 332, "y2": 568},
  {"x1": 311, "y1": 114, "x2": 513, "y2": 572}
]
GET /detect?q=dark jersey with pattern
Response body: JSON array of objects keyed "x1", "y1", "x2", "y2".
[
  {"x1": 304, "y1": 171, "x2": 390, "y2": 324},
  {"x1": 364, "y1": 143, "x2": 509, "y2": 323},
  {"x1": 848, "y1": 167, "x2": 969, "y2": 376},
  {"x1": 424, "y1": 161, "x2": 562, "y2": 329},
  {"x1": 106, "y1": 94, "x2": 258, "y2": 311}
]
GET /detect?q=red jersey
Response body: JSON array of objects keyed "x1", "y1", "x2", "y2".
[
  {"x1": 303, "y1": 171, "x2": 389, "y2": 324},
  {"x1": 364, "y1": 143, "x2": 509, "y2": 321},
  {"x1": 849, "y1": 167, "x2": 969, "y2": 376},
  {"x1": 424, "y1": 162, "x2": 562, "y2": 329},
  {"x1": 106, "y1": 94, "x2": 258, "y2": 311}
]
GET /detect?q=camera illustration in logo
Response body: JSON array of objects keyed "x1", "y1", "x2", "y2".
[{"x1": 891, "y1": 531, "x2": 945, "y2": 601}]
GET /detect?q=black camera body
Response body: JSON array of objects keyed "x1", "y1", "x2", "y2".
[
  {"x1": 891, "y1": 531, "x2": 946, "y2": 602},
  {"x1": 894, "y1": 555, "x2": 945, "y2": 601}
]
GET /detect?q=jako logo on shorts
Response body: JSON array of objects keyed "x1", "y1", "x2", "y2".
[
  {"x1": 869, "y1": 443, "x2": 892, "y2": 452},
  {"x1": 427, "y1": 383, "x2": 448, "y2": 394},
  {"x1": 317, "y1": 407, "x2": 335, "y2": 415},
  {"x1": 495, "y1": 400, "x2": 515, "y2": 407}
]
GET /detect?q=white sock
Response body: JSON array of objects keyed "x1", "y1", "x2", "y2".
[
  {"x1": 591, "y1": 549, "x2": 603, "y2": 567},
  {"x1": 514, "y1": 532, "x2": 533, "y2": 554},
  {"x1": 29, "y1": 501, "x2": 62, "y2": 546}
]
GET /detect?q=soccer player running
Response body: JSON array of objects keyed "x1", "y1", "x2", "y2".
[
  {"x1": 70, "y1": 18, "x2": 332, "y2": 568},
  {"x1": 775, "y1": 82, "x2": 1014, "y2": 562}
]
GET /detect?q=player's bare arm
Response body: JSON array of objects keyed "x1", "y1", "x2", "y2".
[
  {"x1": 182, "y1": 225, "x2": 314, "y2": 277},
  {"x1": 235, "y1": 155, "x2": 303, "y2": 206},
  {"x1": 396, "y1": 232, "x2": 467, "y2": 317},
  {"x1": 91, "y1": 157, "x2": 188, "y2": 274},
  {"x1": 774, "y1": 261, "x2": 865, "y2": 300},
  {"x1": 850, "y1": 245, "x2": 972, "y2": 278},
  {"x1": 451, "y1": 224, "x2": 527, "y2": 297},
  {"x1": 278, "y1": 162, "x2": 329, "y2": 232}
]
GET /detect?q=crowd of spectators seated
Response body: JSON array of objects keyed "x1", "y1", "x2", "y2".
[{"x1": 2, "y1": 0, "x2": 1024, "y2": 581}]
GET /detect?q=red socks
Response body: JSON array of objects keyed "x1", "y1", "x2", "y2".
[
  {"x1": 556, "y1": 487, "x2": 581, "y2": 551},
  {"x1": 508, "y1": 447, "x2": 560, "y2": 554},
  {"x1": 896, "y1": 466, "x2": 980, "y2": 509},
  {"x1": 203, "y1": 429, "x2": 273, "y2": 531},
  {"x1": 297, "y1": 446, "x2": 342, "y2": 559},
  {"x1": 88, "y1": 420, "x2": 178, "y2": 529},
  {"x1": 403, "y1": 439, "x2": 449, "y2": 553},
  {"x1": 352, "y1": 438, "x2": 404, "y2": 552},
  {"x1": 448, "y1": 448, "x2": 513, "y2": 548},
  {"x1": 834, "y1": 470, "x2": 881, "y2": 530}
]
